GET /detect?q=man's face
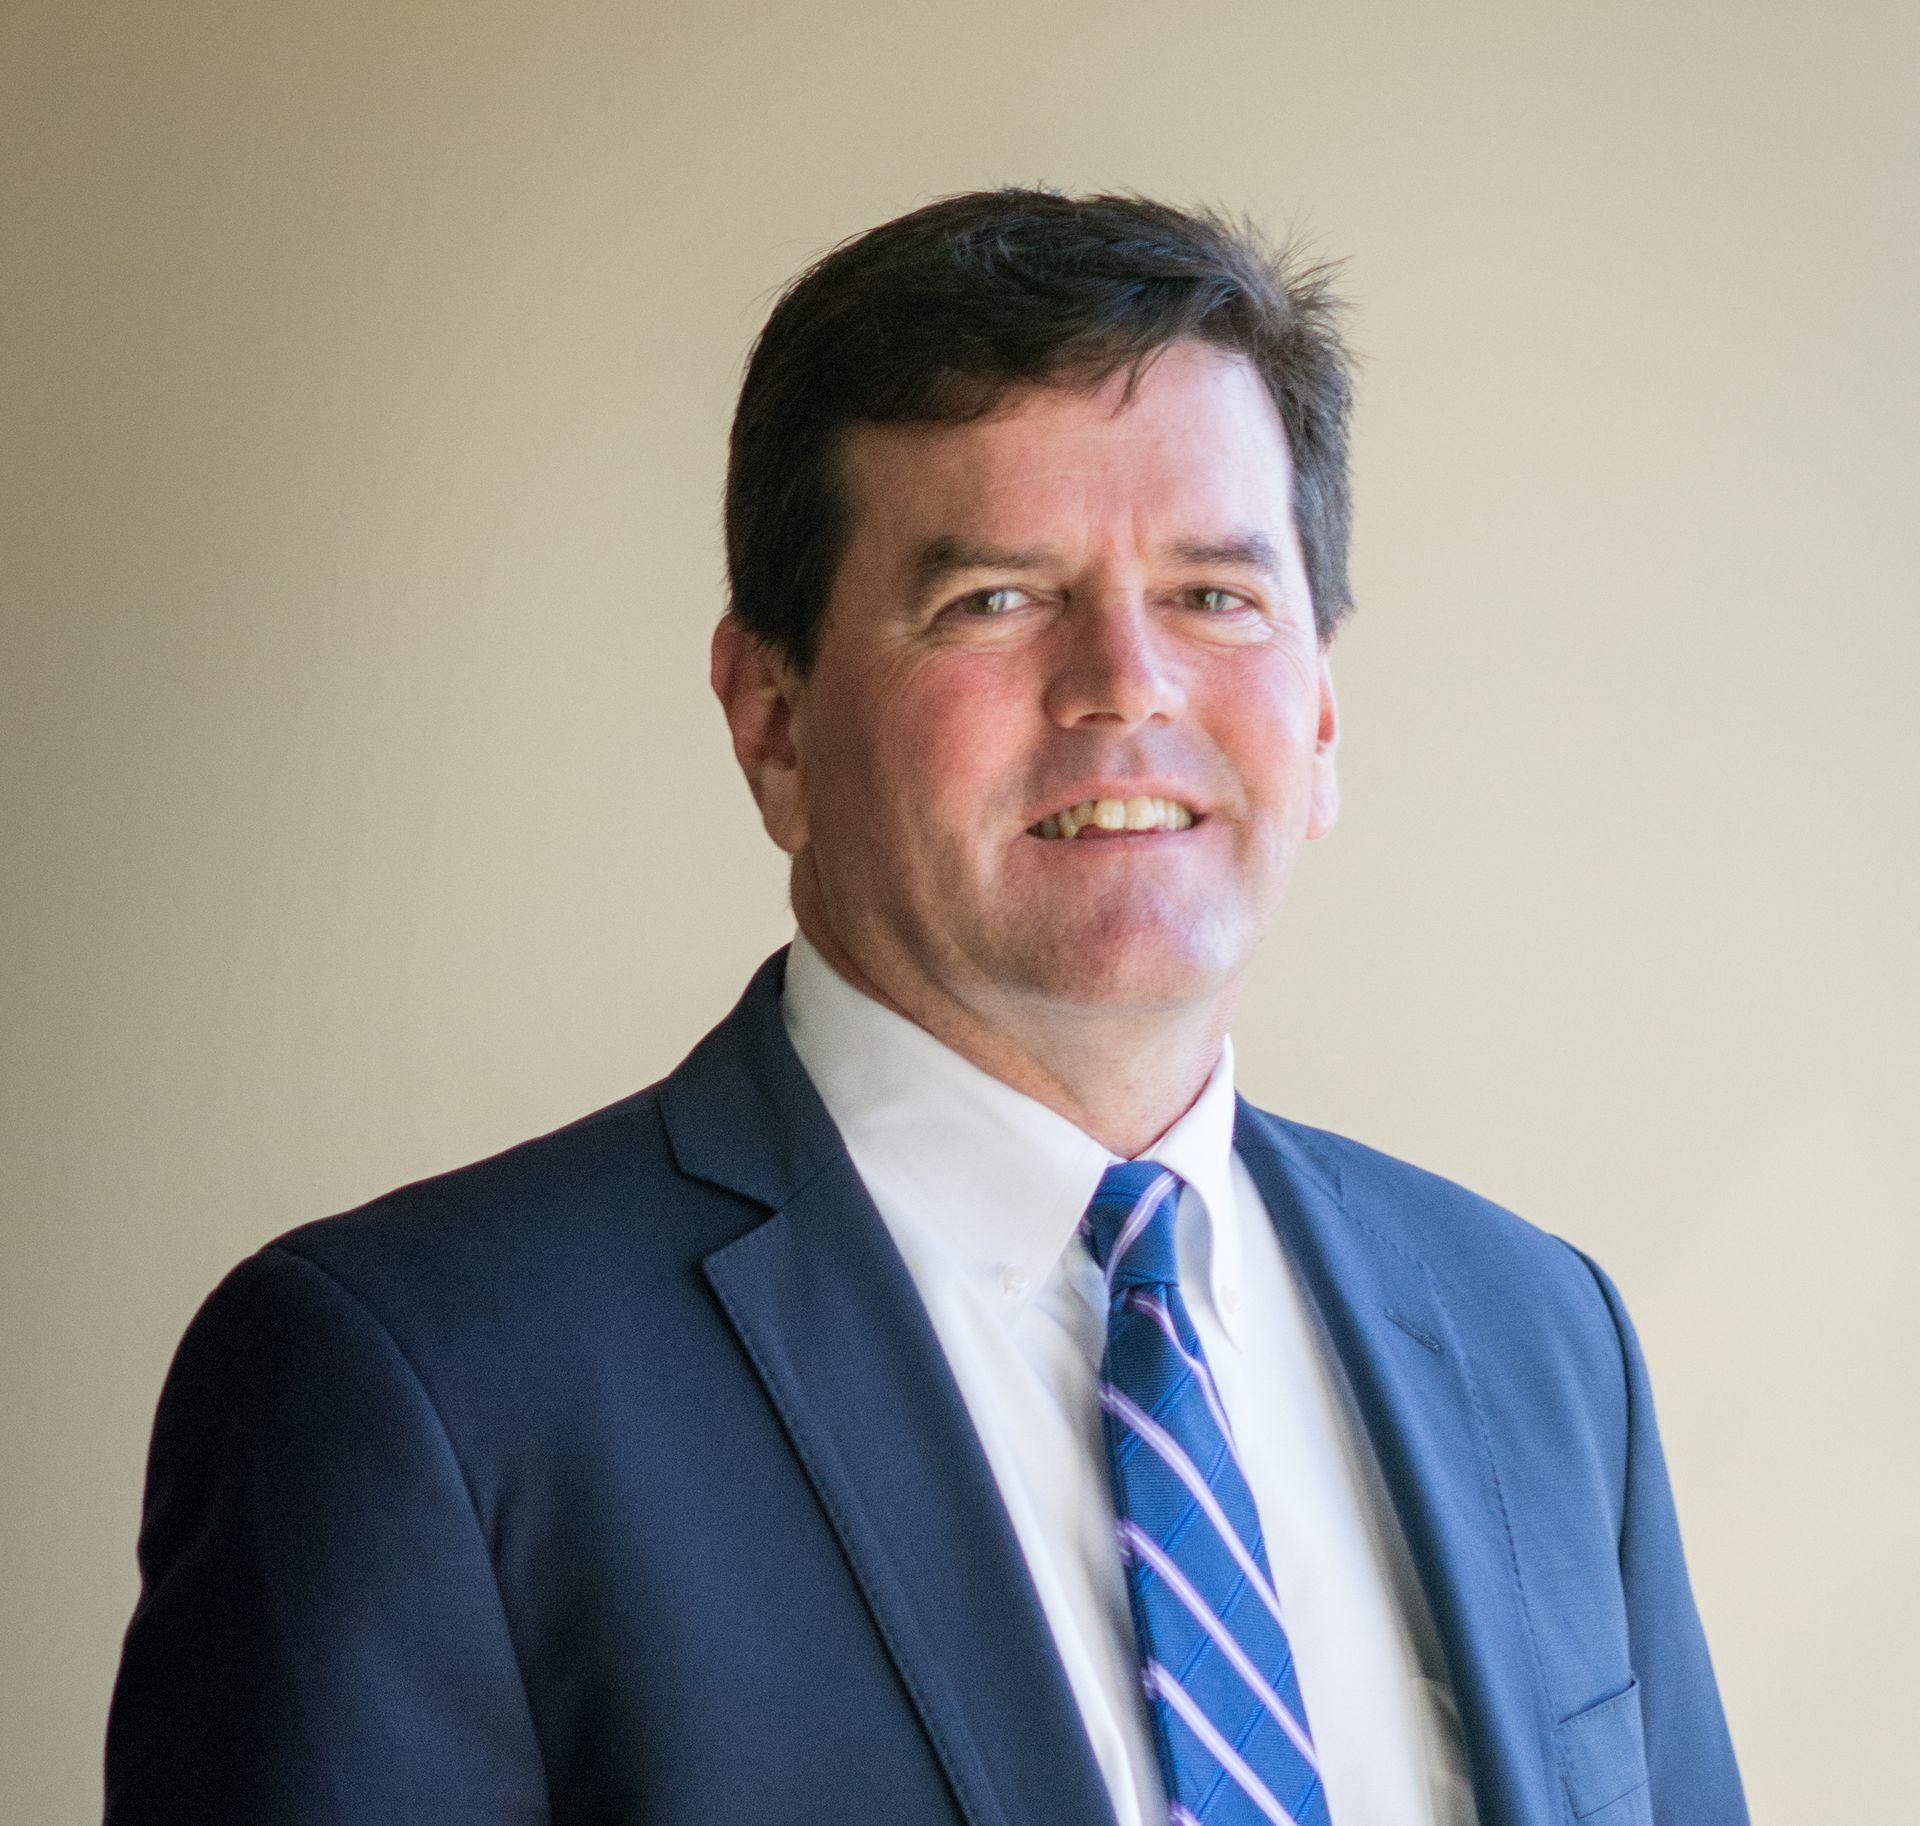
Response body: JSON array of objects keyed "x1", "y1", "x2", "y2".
[{"x1": 732, "y1": 339, "x2": 1338, "y2": 1034}]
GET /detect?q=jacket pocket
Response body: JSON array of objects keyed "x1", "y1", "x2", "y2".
[{"x1": 1554, "y1": 1675, "x2": 1651, "y2": 1822}]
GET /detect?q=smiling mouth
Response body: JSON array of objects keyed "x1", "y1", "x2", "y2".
[{"x1": 1028, "y1": 796, "x2": 1200, "y2": 840}]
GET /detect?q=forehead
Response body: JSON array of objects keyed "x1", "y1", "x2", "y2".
[{"x1": 834, "y1": 342, "x2": 1296, "y2": 559}]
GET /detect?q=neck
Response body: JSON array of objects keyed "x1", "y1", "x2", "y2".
[{"x1": 793, "y1": 913, "x2": 1234, "y2": 1160}]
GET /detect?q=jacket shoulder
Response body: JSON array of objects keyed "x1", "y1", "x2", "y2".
[
  {"x1": 234, "y1": 1079, "x2": 758, "y2": 1368},
  {"x1": 1257, "y1": 1109, "x2": 1621, "y2": 1339},
  {"x1": 272, "y1": 1083, "x2": 665, "y2": 1263}
]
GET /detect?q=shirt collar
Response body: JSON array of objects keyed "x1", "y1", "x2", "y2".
[
  {"x1": 779, "y1": 931, "x2": 1245, "y2": 1343},
  {"x1": 1140, "y1": 1028, "x2": 1246, "y2": 1348}
]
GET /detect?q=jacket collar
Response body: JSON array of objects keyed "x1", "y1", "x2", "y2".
[{"x1": 658, "y1": 945, "x2": 837, "y2": 1209}]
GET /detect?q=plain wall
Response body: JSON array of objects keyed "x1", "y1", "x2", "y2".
[{"x1": 5, "y1": 0, "x2": 1915, "y2": 1815}]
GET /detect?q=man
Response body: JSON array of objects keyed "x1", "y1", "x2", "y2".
[{"x1": 106, "y1": 190, "x2": 1747, "y2": 1825}]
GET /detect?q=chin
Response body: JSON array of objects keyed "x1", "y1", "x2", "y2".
[{"x1": 1005, "y1": 911, "x2": 1248, "y2": 1014}]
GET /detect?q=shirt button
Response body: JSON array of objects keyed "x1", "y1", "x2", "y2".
[
  {"x1": 999, "y1": 1264, "x2": 1029, "y2": 1298},
  {"x1": 1222, "y1": 1283, "x2": 1241, "y2": 1315}
]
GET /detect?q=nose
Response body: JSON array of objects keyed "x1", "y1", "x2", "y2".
[{"x1": 1043, "y1": 592, "x2": 1188, "y2": 729}]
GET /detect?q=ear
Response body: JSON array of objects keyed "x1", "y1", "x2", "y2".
[
  {"x1": 1305, "y1": 642, "x2": 1340, "y2": 840},
  {"x1": 710, "y1": 613, "x2": 809, "y2": 854}
]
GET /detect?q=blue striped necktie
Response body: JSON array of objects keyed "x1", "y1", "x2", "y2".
[{"x1": 1082, "y1": 1161, "x2": 1330, "y2": 1826}]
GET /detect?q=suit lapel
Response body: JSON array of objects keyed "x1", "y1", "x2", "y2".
[
  {"x1": 662, "y1": 951, "x2": 1116, "y2": 1826},
  {"x1": 1234, "y1": 1101, "x2": 1556, "y2": 1826}
]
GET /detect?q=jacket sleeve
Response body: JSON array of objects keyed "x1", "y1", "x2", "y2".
[
  {"x1": 1567, "y1": 1244, "x2": 1750, "y2": 1826},
  {"x1": 105, "y1": 1244, "x2": 550, "y2": 1825}
]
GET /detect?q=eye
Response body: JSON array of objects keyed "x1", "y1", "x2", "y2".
[
  {"x1": 1187, "y1": 586, "x2": 1252, "y2": 615},
  {"x1": 953, "y1": 586, "x2": 1028, "y2": 616}
]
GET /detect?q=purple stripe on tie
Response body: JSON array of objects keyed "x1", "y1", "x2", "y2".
[
  {"x1": 1169, "y1": 1808, "x2": 1203, "y2": 1826},
  {"x1": 1098, "y1": 1383, "x2": 1289, "y2": 1634},
  {"x1": 1103, "y1": 1168, "x2": 1179, "y2": 1291},
  {"x1": 1125, "y1": 1289, "x2": 1240, "y2": 1455},
  {"x1": 1118, "y1": 1520, "x2": 1319, "y2": 1772},
  {"x1": 1145, "y1": 1660, "x2": 1303, "y2": 1826}
]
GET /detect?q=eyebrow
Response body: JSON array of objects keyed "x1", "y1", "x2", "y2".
[
  {"x1": 907, "y1": 537, "x2": 1055, "y2": 595},
  {"x1": 1164, "y1": 533, "x2": 1282, "y2": 580},
  {"x1": 906, "y1": 530, "x2": 1283, "y2": 595}
]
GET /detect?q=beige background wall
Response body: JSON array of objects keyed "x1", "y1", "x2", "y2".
[{"x1": 5, "y1": 0, "x2": 1914, "y2": 1816}]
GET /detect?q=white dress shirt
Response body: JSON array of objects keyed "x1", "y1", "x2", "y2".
[{"x1": 781, "y1": 931, "x2": 1479, "y2": 1826}]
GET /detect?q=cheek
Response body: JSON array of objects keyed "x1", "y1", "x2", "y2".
[
  {"x1": 1222, "y1": 652, "x2": 1321, "y2": 761},
  {"x1": 881, "y1": 662, "x2": 1030, "y2": 816},
  {"x1": 810, "y1": 660, "x2": 1021, "y2": 852},
  {"x1": 1207, "y1": 668, "x2": 1324, "y2": 836}
]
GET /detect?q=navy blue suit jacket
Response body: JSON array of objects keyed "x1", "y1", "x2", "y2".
[{"x1": 106, "y1": 948, "x2": 1747, "y2": 1824}]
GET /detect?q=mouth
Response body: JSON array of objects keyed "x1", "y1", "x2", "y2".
[{"x1": 1026, "y1": 796, "x2": 1201, "y2": 841}]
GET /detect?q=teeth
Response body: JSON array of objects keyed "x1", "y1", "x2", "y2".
[{"x1": 1034, "y1": 797, "x2": 1197, "y2": 838}]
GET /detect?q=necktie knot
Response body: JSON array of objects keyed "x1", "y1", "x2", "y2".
[{"x1": 1082, "y1": 1161, "x2": 1185, "y2": 1290}]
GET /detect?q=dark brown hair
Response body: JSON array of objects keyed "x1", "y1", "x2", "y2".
[{"x1": 724, "y1": 187, "x2": 1356, "y2": 671}]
